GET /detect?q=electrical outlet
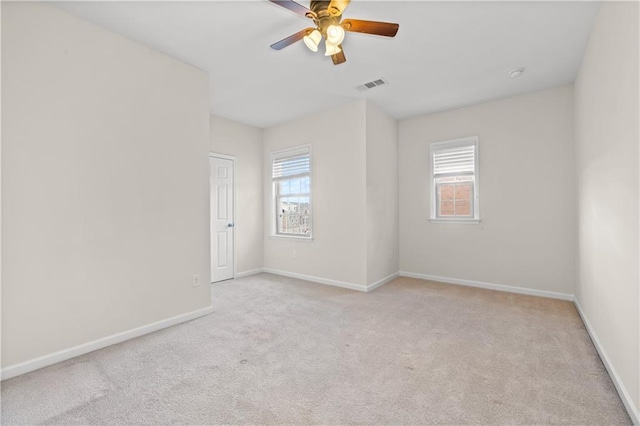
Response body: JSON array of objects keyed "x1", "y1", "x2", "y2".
[
  {"x1": 292, "y1": 249, "x2": 298, "y2": 258},
  {"x1": 192, "y1": 274, "x2": 201, "y2": 287}
]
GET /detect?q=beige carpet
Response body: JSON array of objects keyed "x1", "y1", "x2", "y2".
[{"x1": 1, "y1": 274, "x2": 631, "y2": 425}]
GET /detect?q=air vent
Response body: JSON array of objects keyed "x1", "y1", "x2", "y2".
[{"x1": 357, "y1": 77, "x2": 389, "y2": 92}]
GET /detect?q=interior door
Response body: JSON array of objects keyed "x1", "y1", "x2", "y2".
[{"x1": 210, "y1": 155, "x2": 234, "y2": 282}]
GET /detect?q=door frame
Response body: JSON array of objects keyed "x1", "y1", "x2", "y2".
[{"x1": 209, "y1": 152, "x2": 237, "y2": 282}]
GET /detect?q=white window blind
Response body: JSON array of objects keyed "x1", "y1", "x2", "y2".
[
  {"x1": 272, "y1": 149, "x2": 310, "y2": 180},
  {"x1": 433, "y1": 144, "x2": 476, "y2": 176}
]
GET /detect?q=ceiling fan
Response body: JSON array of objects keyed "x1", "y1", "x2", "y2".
[{"x1": 268, "y1": 0, "x2": 399, "y2": 65}]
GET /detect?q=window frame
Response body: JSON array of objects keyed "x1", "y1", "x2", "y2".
[
  {"x1": 429, "y1": 136, "x2": 480, "y2": 223},
  {"x1": 270, "y1": 145, "x2": 313, "y2": 240}
]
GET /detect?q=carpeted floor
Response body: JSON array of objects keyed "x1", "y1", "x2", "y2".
[{"x1": 1, "y1": 274, "x2": 631, "y2": 425}]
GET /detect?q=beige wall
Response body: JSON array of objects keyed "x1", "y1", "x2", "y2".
[
  {"x1": 263, "y1": 101, "x2": 368, "y2": 287},
  {"x1": 399, "y1": 86, "x2": 575, "y2": 296},
  {"x1": 366, "y1": 103, "x2": 399, "y2": 285},
  {"x1": 1, "y1": 3, "x2": 211, "y2": 368},
  {"x1": 574, "y1": 1, "x2": 639, "y2": 417},
  {"x1": 209, "y1": 115, "x2": 263, "y2": 276}
]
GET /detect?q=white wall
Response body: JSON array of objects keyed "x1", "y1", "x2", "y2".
[
  {"x1": 2, "y1": 2, "x2": 211, "y2": 368},
  {"x1": 574, "y1": 1, "x2": 639, "y2": 419},
  {"x1": 263, "y1": 101, "x2": 368, "y2": 287},
  {"x1": 399, "y1": 86, "x2": 575, "y2": 297},
  {"x1": 210, "y1": 115, "x2": 263, "y2": 276},
  {"x1": 366, "y1": 103, "x2": 399, "y2": 285}
]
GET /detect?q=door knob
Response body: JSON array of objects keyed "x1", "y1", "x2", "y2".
[{"x1": 227, "y1": 223, "x2": 235, "y2": 228}]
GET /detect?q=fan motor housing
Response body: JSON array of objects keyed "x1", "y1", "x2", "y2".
[
  {"x1": 309, "y1": 0, "x2": 341, "y2": 34},
  {"x1": 310, "y1": 1, "x2": 331, "y2": 14}
]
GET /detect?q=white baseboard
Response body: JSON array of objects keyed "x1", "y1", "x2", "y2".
[
  {"x1": 574, "y1": 299, "x2": 639, "y2": 425},
  {"x1": 262, "y1": 268, "x2": 368, "y2": 292},
  {"x1": 235, "y1": 268, "x2": 264, "y2": 279},
  {"x1": 367, "y1": 272, "x2": 399, "y2": 292},
  {"x1": 399, "y1": 271, "x2": 574, "y2": 301},
  {"x1": 1, "y1": 305, "x2": 214, "y2": 381}
]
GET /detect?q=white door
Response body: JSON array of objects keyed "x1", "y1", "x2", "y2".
[{"x1": 210, "y1": 156, "x2": 234, "y2": 282}]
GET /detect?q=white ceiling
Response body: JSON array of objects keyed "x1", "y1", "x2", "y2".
[{"x1": 54, "y1": 1, "x2": 599, "y2": 128}]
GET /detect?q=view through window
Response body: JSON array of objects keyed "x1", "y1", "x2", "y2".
[{"x1": 272, "y1": 146, "x2": 311, "y2": 237}]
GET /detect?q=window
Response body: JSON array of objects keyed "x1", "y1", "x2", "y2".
[
  {"x1": 271, "y1": 146, "x2": 312, "y2": 238},
  {"x1": 430, "y1": 137, "x2": 479, "y2": 222}
]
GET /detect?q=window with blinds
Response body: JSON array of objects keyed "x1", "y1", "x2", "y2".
[
  {"x1": 271, "y1": 146, "x2": 312, "y2": 238},
  {"x1": 430, "y1": 137, "x2": 479, "y2": 221}
]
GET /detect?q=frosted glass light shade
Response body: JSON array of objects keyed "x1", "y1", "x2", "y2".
[
  {"x1": 326, "y1": 25, "x2": 345, "y2": 45},
  {"x1": 303, "y1": 30, "x2": 322, "y2": 52},
  {"x1": 324, "y1": 41, "x2": 342, "y2": 56}
]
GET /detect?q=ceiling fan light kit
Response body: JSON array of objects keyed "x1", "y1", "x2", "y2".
[
  {"x1": 303, "y1": 29, "x2": 322, "y2": 52},
  {"x1": 326, "y1": 24, "x2": 345, "y2": 45},
  {"x1": 269, "y1": 0, "x2": 399, "y2": 65},
  {"x1": 324, "y1": 40, "x2": 342, "y2": 56}
]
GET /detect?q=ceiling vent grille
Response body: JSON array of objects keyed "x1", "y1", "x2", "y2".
[{"x1": 357, "y1": 77, "x2": 388, "y2": 92}]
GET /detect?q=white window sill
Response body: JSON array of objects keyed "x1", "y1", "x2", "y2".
[
  {"x1": 429, "y1": 218, "x2": 481, "y2": 224},
  {"x1": 269, "y1": 234, "x2": 314, "y2": 242}
]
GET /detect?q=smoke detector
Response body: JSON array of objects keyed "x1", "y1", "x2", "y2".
[{"x1": 509, "y1": 68, "x2": 525, "y2": 79}]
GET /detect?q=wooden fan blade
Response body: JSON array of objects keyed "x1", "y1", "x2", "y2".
[
  {"x1": 328, "y1": 0, "x2": 350, "y2": 16},
  {"x1": 268, "y1": 0, "x2": 312, "y2": 17},
  {"x1": 270, "y1": 28, "x2": 314, "y2": 50},
  {"x1": 331, "y1": 45, "x2": 346, "y2": 65},
  {"x1": 341, "y1": 19, "x2": 399, "y2": 37}
]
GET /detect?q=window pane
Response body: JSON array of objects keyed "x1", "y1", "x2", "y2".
[
  {"x1": 440, "y1": 201, "x2": 454, "y2": 216},
  {"x1": 455, "y1": 200, "x2": 471, "y2": 216},
  {"x1": 441, "y1": 185, "x2": 454, "y2": 201},
  {"x1": 278, "y1": 180, "x2": 290, "y2": 195},
  {"x1": 301, "y1": 176, "x2": 310, "y2": 193},
  {"x1": 277, "y1": 177, "x2": 311, "y2": 196},
  {"x1": 437, "y1": 179, "x2": 473, "y2": 218},
  {"x1": 277, "y1": 194, "x2": 311, "y2": 236},
  {"x1": 289, "y1": 178, "x2": 301, "y2": 194},
  {"x1": 455, "y1": 183, "x2": 471, "y2": 201}
]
